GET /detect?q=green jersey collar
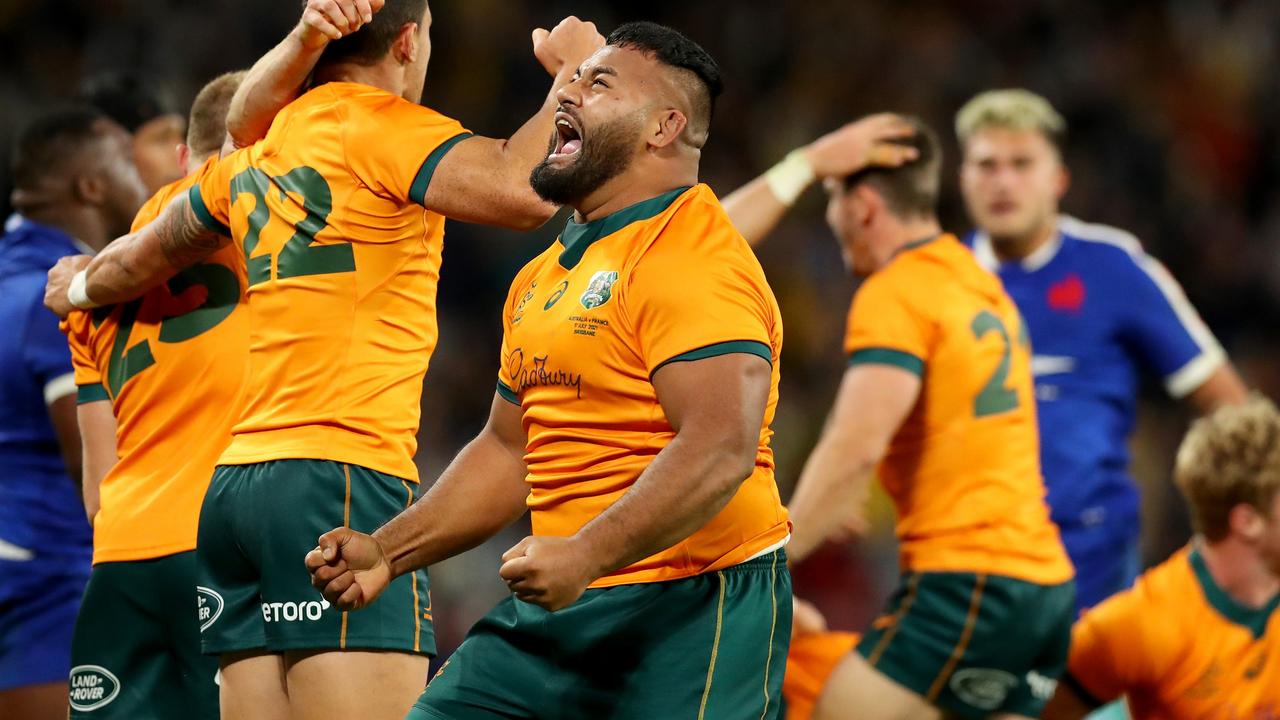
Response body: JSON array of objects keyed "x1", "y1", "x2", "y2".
[{"x1": 558, "y1": 186, "x2": 692, "y2": 270}]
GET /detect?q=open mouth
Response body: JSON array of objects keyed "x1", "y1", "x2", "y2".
[{"x1": 550, "y1": 111, "x2": 583, "y2": 160}]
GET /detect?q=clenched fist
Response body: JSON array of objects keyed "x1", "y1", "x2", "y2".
[
  {"x1": 498, "y1": 535, "x2": 599, "y2": 612},
  {"x1": 296, "y1": 0, "x2": 386, "y2": 50},
  {"x1": 304, "y1": 527, "x2": 393, "y2": 611},
  {"x1": 531, "y1": 17, "x2": 605, "y2": 78},
  {"x1": 44, "y1": 254, "x2": 92, "y2": 319}
]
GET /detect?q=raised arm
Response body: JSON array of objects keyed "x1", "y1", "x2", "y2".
[
  {"x1": 786, "y1": 363, "x2": 920, "y2": 563},
  {"x1": 306, "y1": 394, "x2": 530, "y2": 610},
  {"x1": 44, "y1": 193, "x2": 229, "y2": 318},
  {"x1": 497, "y1": 352, "x2": 772, "y2": 611},
  {"x1": 420, "y1": 18, "x2": 604, "y2": 230},
  {"x1": 721, "y1": 114, "x2": 918, "y2": 246},
  {"x1": 224, "y1": 0, "x2": 384, "y2": 149}
]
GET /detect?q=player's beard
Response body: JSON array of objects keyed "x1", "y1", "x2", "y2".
[{"x1": 530, "y1": 113, "x2": 641, "y2": 207}]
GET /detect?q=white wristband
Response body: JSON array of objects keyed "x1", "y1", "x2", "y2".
[
  {"x1": 764, "y1": 149, "x2": 816, "y2": 206},
  {"x1": 67, "y1": 269, "x2": 99, "y2": 310}
]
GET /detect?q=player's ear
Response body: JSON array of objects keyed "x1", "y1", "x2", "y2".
[
  {"x1": 1055, "y1": 164, "x2": 1071, "y2": 200},
  {"x1": 393, "y1": 21, "x2": 420, "y2": 65},
  {"x1": 650, "y1": 108, "x2": 688, "y2": 151},
  {"x1": 74, "y1": 172, "x2": 106, "y2": 205},
  {"x1": 176, "y1": 143, "x2": 191, "y2": 177},
  {"x1": 851, "y1": 184, "x2": 879, "y2": 227},
  {"x1": 1228, "y1": 503, "x2": 1265, "y2": 542}
]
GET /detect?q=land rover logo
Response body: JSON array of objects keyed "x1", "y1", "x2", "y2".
[
  {"x1": 949, "y1": 668, "x2": 1017, "y2": 710},
  {"x1": 198, "y1": 586, "x2": 224, "y2": 632},
  {"x1": 69, "y1": 665, "x2": 120, "y2": 711}
]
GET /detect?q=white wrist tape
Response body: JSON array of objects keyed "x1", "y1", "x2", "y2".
[
  {"x1": 67, "y1": 269, "x2": 99, "y2": 310},
  {"x1": 764, "y1": 149, "x2": 816, "y2": 206}
]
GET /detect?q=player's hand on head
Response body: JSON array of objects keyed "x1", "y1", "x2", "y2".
[
  {"x1": 304, "y1": 527, "x2": 392, "y2": 611},
  {"x1": 531, "y1": 16, "x2": 605, "y2": 77},
  {"x1": 297, "y1": 0, "x2": 385, "y2": 50},
  {"x1": 498, "y1": 535, "x2": 597, "y2": 612},
  {"x1": 44, "y1": 254, "x2": 92, "y2": 319},
  {"x1": 803, "y1": 113, "x2": 919, "y2": 179}
]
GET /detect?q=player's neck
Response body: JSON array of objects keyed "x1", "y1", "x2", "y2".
[
  {"x1": 572, "y1": 162, "x2": 698, "y2": 223},
  {"x1": 12, "y1": 200, "x2": 110, "y2": 252},
  {"x1": 313, "y1": 61, "x2": 402, "y2": 98},
  {"x1": 990, "y1": 219, "x2": 1056, "y2": 263},
  {"x1": 1201, "y1": 538, "x2": 1280, "y2": 609},
  {"x1": 881, "y1": 217, "x2": 943, "y2": 260}
]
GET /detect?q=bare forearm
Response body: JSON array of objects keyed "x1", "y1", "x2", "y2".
[
  {"x1": 375, "y1": 432, "x2": 528, "y2": 578},
  {"x1": 573, "y1": 435, "x2": 753, "y2": 579},
  {"x1": 787, "y1": 434, "x2": 875, "y2": 563},
  {"x1": 226, "y1": 26, "x2": 322, "y2": 147},
  {"x1": 721, "y1": 175, "x2": 799, "y2": 247}
]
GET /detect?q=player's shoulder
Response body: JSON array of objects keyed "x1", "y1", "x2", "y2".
[
  {"x1": 633, "y1": 184, "x2": 744, "y2": 262},
  {"x1": 132, "y1": 163, "x2": 208, "y2": 232},
  {"x1": 1057, "y1": 214, "x2": 1153, "y2": 267}
]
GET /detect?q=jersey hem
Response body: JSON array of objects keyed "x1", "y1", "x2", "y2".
[
  {"x1": 847, "y1": 347, "x2": 925, "y2": 376},
  {"x1": 217, "y1": 443, "x2": 418, "y2": 483},
  {"x1": 75, "y1": 382, "x2": 109, "y2": 404},
  {"x1": 650, "y1": 339, "x2": 773, "y2": 378},
  {"x1": 408, "y1": 132, "x2": 473, "y2": 205},
  {"x1": 187, "y1": 185, "x2": 230, "y2": 236},
  {"x1": 92, "y1": 540, "x2": 196, "y2": 565},
  {"x1": 585, "y1": 522, "x2": 790, "y2": 589}
]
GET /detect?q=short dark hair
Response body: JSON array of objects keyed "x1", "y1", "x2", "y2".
[
  {"x1": 843, "y1": 116, "x2": 941, "y2": 219},
  {"x1": 11, "y1": 107, "x2": 109, "y2": 191},
  {"x1": 81, "y1": 73, "x2": 170, "y2": 133},
  {"x1": 607, "y1": 21, "x2": 723, "y2": 140},
  {"x1": 316, "y1": 0, "x2": 428, "y2": 67},
  {"x1": 187, "y1": 71, "x2": 246, "y2": 159}
]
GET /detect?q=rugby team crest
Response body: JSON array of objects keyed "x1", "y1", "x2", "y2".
[{"x1": 580, "y1": 271, "x2": 618, "y2": 310}]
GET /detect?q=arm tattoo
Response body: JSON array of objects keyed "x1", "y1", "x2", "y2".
[{"x1": 158, "y1": 197, "x2": 227, "y2": 269}]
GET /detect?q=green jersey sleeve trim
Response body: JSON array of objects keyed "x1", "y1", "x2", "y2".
[
  {"x1": 651, "y1": 339, "x2": 773, "y2": 378},
  {"x1": 496, "y1": 381, "x2": 520, "y2": 406},
  {"x1": 847, "y1": 347, "x2": 925, "y2": 376},
  {"x1": 77, "y1": 383, "x2": 110, "y2": 405},
  {"x1": 187, "y1": 186, "x2": 230, "y2": 237},
  {"x1": 409, "y1": 132, "x2": 474, "y2": 206}
]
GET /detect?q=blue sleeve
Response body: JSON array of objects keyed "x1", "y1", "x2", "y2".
[
  {"x1": 1117, "y1": 251, "x2": 1223, "y2": 397},
  {"x1": 21, "y1": 291, "x2": 75, "y2": 397}
]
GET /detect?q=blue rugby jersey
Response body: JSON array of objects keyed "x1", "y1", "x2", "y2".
[
  {"x1": 964, "y1": 216, "x2": 1224, "y2": 595},
  {"x1": 0, "y1": 215, "x2": 93, "y2": 565}
]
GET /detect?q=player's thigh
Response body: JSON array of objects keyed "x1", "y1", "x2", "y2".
[
  {"x1": 257, "y1": 461, "x2": 433, "y2": 656},
  {"x1": 814, "y1": 651, "x2": 941, "y2": 720},
  {"x1": 0, "y1": 558, "x2": 85, "y2": 698},
  {"x1": 285, "y1": 649, "x2": 429, "y2": 720},
  {"x1": 627, "y1": 551, "x2": 792, "y2": 720},
  {"x1": 197, "y1": 465, "x2": 268, "y2": 657},
  {"x1": 70, "y1": 554, "x2": 219, "y2": 720},
  {"x1": 0, "y1": 683, "x2": 68, "y2": 720},
  {"x1": 218, "y1": 650, "x2": 288, "y2": 720}
]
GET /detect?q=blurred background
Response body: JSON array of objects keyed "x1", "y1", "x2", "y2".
[{"x1": 3, "y1": 0, "x2": 1279, "y2": 662}]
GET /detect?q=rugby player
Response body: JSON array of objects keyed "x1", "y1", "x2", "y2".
[
  {"x1": 0, "y1": 108, "x2": 145, "y2": 720},
  {"x1": 1044, "y1": 397, "x2": 1280, "y2": 719},
  {"x1": 726, "y1": 116, "x2": 1074, "y2": 719},
  {"x1": 956, "y1": 89, "x2": 1248, "y2": 611},
  {"x1": 307, "y1": 21, "x2": 793, "y2": 719},
  {"x1": 45, "y1": 3, "x2": 604, "y2": 719},
  {"x1": 62, "y1": 71, "x2": 247, "y2": 720}
]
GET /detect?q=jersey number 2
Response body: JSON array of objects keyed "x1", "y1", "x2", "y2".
[
  {"x1": 229, "y1": 166, "x2": 353, "y2": 287},
  {"x1": 970, "y1": 310, "x2": 1020, "y2": 417}
]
